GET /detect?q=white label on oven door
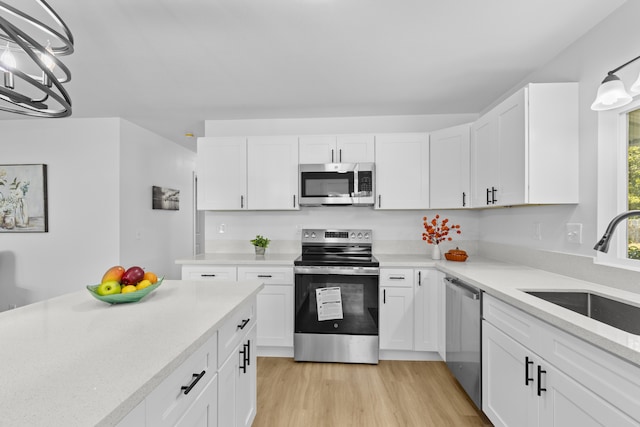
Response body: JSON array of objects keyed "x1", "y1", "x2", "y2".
[{"x1": 316, "y1": 287, "x2": 344, "y2": 321}]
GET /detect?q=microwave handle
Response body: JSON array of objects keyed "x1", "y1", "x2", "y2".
[
  {"x1": 331, "y1": 149, "x2": 334, "y2": 163},
  {"x1": 339, "y1": 149, "x2": 342, "y2": 162}
]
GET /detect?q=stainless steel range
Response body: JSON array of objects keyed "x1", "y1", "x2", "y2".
[{"x1": 294, "y1": 229, "x2": 379, "y2": 364}]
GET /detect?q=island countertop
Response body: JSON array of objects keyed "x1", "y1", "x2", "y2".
[{"x1": 0, "y1": 279, "x2": 264, "y2": 427}]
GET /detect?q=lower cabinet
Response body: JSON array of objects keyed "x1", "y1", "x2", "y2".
[
  {"x1": 414, "y1": 269, "x2": 438, "y2": 351},
  {"x1": 218, "y1": 324, "x2": 257, "y2": 427},
  {"x1": 379, "y1": 268, "x2": 415, "y2": 350},
  {"x1": 483, "y1": 294, "x2": 640, "y2": 427}
]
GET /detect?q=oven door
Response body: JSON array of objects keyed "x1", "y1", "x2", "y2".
[{"x1": 294, "y1": 265, "x2": 379, "y2": 363}]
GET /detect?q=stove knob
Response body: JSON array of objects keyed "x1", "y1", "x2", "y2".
[
  {"x1": 303, "y1": 231, "x2": 309, "y2": 238},
  {"x1": 364, "y1": 232, "x2": 370, "y2": 240},
  {"x1": 351, "y1": 232, "x2": 356, "y2": 239},
  {"x1": 357, "y1": 232, "x2": 363, "y2": 239},
  {"x1": 311, "y1": 232, "x2": 316, "y2": 239}
]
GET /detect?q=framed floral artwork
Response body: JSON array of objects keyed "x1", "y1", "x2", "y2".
[{"x1": 0, "y1": 164, "x2": 48, "y2": 232}]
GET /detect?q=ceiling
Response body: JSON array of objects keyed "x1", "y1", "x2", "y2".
[{"x1": 0, "y1": 0, "x2": 628, "y2": 150}]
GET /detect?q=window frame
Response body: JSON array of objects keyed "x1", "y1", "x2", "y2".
[{"x1": 596, "y1": 97, "x2": 640, "y2": 270}]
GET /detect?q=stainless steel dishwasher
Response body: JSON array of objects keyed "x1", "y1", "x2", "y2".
[{"x1": 445, "y1": 275, "x2": 482, "y2": 409}]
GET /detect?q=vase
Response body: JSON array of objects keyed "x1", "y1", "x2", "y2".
[
  {"x1": 255, "y1": 246, "x2": 266, "y2": 256},
  {"x1": 15, "y1": 198, "x2": 28, "y2": 228},
  {"x1": 2, "y1": 208, "x2": 15, "y2": 230},
  {"x1": 431, "y1": 244, "x2": 441, "y2": 260}
]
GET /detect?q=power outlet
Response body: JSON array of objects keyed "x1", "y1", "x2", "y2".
[{"x1": 566, "y1": 223, "x2": 583, "y2": 244}]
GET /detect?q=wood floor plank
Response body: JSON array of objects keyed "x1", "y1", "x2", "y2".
[{"x1": 253, "y1": 357, "x2": 493, "y2": 427}]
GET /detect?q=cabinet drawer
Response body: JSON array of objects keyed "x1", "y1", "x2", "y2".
[
  {"x1": 218, "y1": 297, "x2": 256, "y2": 366},
  {"x1": 237, "y1": 266, "x2": 293, "y2": 284},
  {"x1": 146, "y1": 333, "x2": 218, "y2": 427},
  {"x1": 483, "y1": 293, "x2": 541, "y2": 351},
  {"x1": 182, "y1": 265, "x2": 237, "y2": 281},
  {"x1": 380, "y1": 268, "x2": 415, "y2": 287}
]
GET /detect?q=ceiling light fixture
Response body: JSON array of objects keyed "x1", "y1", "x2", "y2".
[
  {"x1": 0, "y1": 0, "x2": 74, "y2": 118},
  {"x1": 591, "y1": 55, "x2": 640, "y2": 111}
]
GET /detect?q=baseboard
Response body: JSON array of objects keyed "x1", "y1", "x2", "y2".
[{"x1": 379, "y1": 350, "x2": 442, "y2": 361}]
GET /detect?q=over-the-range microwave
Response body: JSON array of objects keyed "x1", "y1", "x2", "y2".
[{"x1": 299, "y1": 162, "x2": 375, "y2": 206}]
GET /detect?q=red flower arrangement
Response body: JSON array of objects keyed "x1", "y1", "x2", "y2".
[{"x1": 422, "y1": 214, "x2": 461, "y2": 245}]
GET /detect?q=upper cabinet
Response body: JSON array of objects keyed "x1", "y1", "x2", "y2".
[
  {"x1": 471, "y1": 82, "x2": 579, "y2": 207},
  {"x1": 197, "y1": 137, "x2": 247, "y2": 210},
  {"x1": 429, "y1": 123, "x2": 471, "y2": 209},
  {"x1": 247, "y1": 136, "x2": 299, "y2": 210},
  {"x1": 197, "y1": 136, "x2": 299, "y2": 211},
  {"x1": 299, "y1": 134, "x2": 375, "y2": 163},
  {"x1": 375, "y1": 133, "x2": 429, "y2": 210}
]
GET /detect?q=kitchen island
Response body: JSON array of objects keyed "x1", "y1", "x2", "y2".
[{"x1": 0, "y1": 279, "x2": 263, "y2": 426}]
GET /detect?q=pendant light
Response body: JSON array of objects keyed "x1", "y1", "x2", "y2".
[
  {"x1": 0, "y1": 0, "x2": 74, "y2": 118},
  {"x1": 591, "y1": 55, "x2": 640, "y2": 111}
]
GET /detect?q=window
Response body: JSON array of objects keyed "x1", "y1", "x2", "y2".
[{"x1": 627, "y1": 108, "x2": 640, "y2": 260}]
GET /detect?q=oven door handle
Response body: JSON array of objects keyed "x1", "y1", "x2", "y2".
[{"x1": 294, "y1": 266, "x2": 380, "y2": 276}]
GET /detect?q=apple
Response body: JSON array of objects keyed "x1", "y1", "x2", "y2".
[
  {"x1": 121, "y1": 266, "x2": 145, "y2": 285},
  {"x1": 101, "y1": 266, "x2": 125, "y2": 284},
  {"x1": 96, "y1": 280, "x2": 121, "y2": 296}
]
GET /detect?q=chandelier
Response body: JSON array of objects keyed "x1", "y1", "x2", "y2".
[{"x1": 0, "y1": 0, "x2": 74, "y2": 118}]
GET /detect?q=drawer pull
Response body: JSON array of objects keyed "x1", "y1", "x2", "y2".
[
  {"x1": 537, "y1": 365, "x2": 547, "y2": 396},
  {"x1": 237, "y1": 318, "x2": 250, "y2": 330},
  {"x1": 181, "y1": 370, "x2": 206, "y2": 395},
  {"x1": 257, "y1": 275, "x2": 272, "y2": 278},
  {"x1": 525, "y1": 357, "x2": 534, "y2": 386},
  {"x1": 200, "y1": 274, "x2": 216, "y2": 277},
  {"x1": 389, "y1": 276, "x2": 405, "y2": 280}
]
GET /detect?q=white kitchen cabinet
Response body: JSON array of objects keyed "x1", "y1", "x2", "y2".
[
  {"x1": 175, "y1": 375, "x2": 218, "y2": 427},
  {"x1": 298, "y1": 134, "x2": 375, "y2": 163},
  {"x1": 429, "y1": 124, "x2": 471, "y2": 209},
  {"x1": 413, "y1": 268, "x2": 439, "y2": 352},
  {"x1": 375, "y1": 133, "x2": 429, "y2": 209},
  {"x1": 197, "y1": 137, "x2": 247, "y2": 210},
  {"x1": 471, "y1": 82, "x2": 578, "y2": 207},
  {"x1": 218, "y1": 324, "x2": 257, "y2": 427},
  {"x1": 436, "y1": 271, "x2": 446, "y2": 361},
  {"x1": 247, "y1": 136, "x2": 299, "y2": 210},
  {"x1": 379, "y1": 268, "x2": 415, "y2": 350},
  {"x1": 483, "y1": 294, "x2": 640, "y2": 426},
  {"x1": 181, "y1": 265, "x2": 237, "y2": 281},
  {"x1": 237, "y1": 266, "x2": 294, "y2": 348}
]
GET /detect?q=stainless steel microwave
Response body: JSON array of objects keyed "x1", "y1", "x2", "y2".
[{"x1": 299, "y1": 163, "x2": 375, "y2": 206}]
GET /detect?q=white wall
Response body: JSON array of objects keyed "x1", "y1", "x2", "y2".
[
  {"x1": 0, "y1": 118, "x2": 120, "y2": 309},
  {"x1": 478, "y1": 1, "x2": 640, "y2": 257},
  {"x1": 203, "y1": 114, "x2": 479, "y2": 254},
  {"x1": 0, "y1": 118, "x2": 196, "y2": 310},
  {"x1": 119, "y1": 120, "x2": 197, "y2": 280}
]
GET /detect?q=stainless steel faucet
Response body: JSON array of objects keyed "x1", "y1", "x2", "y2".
[{"x1": 594, "y1": 210, "x2": 640, "y2": 252}]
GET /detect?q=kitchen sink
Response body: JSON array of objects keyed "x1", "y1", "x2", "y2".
[{"x1": 525, "y1": 291, "x2": 640, "y2": 335}]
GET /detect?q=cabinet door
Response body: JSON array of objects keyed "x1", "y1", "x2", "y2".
[
  {"x1": 197, "y1": 137, "x2": 247, "y2": 210},
  {"x1": 414, "y1": 269, "x2": 438, "y2": 352},
  {"x1": 175, "y1": 375, "x2": 218, "y2": 427},
  {"x1": 217, "y1": 350, "x2": 238, "y2": 427},
  {"x1": 436, "y1": 271, "x2": 446, "y2": 360},
  {"x1": 247, "y1": 136, "x2": 299, "y2": 210},
  {"x1": 429, "y1": 124, "x2": 471, "y2": 209},
  {"x1": 299, "y1": 135, "x2": 336, "y2": 163},
  {"x1": 471, "y1": 114, "x2": 498, "y2": 207},
  {"x1": 483, "y1": 321, "x2": 539, "y2": 427},
  {"x1": 539, "y1": 363, "x2": 638, "y2": 427},
  {"x1": 496, "y1": 88, "x2": 527, "y2": 206},
  {"x1": 379, "y1": 286, "x2": 414, "y2": 350},
  {"x1": 256, "y1": 284, "x2": 293, "y2": 347},
  {"x1": 236, "y1": 325, "x2": 257, "y2": 427},
  {"x1": 336, "y1": 134, "x2": 375, "y2": 163},
  {"x1": 375, "y1": 133, "x2": 429, "y2": 209}
]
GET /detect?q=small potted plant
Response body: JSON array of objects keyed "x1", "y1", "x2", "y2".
[{"x1": 250, "y1": 235, "x2": 271, "y2": 256}]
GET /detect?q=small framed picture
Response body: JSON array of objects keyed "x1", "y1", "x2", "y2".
[
  {"x1": 152, "y1": 186, "x2": 180, "y2": 210},
  {"x1": 0, "y1": 164, "x2": 48, "y2": 232}
]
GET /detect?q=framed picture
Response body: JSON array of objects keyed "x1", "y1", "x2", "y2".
[
  {"x1": 152, "y1": 186, "x2": 180, "y2": 210},
  {"x1": 0, "y1": 164, "x2": 48, "y2": 232}
]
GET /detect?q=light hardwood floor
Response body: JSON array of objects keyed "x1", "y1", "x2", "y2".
[{"x1": 253, "y1": 357, "x2": 493, "y2": 427}]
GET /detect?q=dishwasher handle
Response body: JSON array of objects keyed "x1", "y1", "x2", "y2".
[{"x1": 444, "y1": 277, "x2": 480, "y2": 300}]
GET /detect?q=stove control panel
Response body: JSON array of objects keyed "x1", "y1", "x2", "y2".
[{"x1": 301, "y1": 229, "x2": 373, "y2": 244}]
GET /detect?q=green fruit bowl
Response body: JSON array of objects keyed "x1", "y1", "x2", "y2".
[{"x1": 86, "y1": 277, "x2": 164, "y2": 304}]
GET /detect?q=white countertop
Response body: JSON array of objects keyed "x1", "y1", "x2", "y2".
[
  {"x1": 175, "y1": 253, "x2": 299, "y2": 265},
  {"x1": 437, "y1": 257, "x2": 640, "y2": 367},
  {"x1": 0, "y1": 279, "x2": 264, "y2": 427}
]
